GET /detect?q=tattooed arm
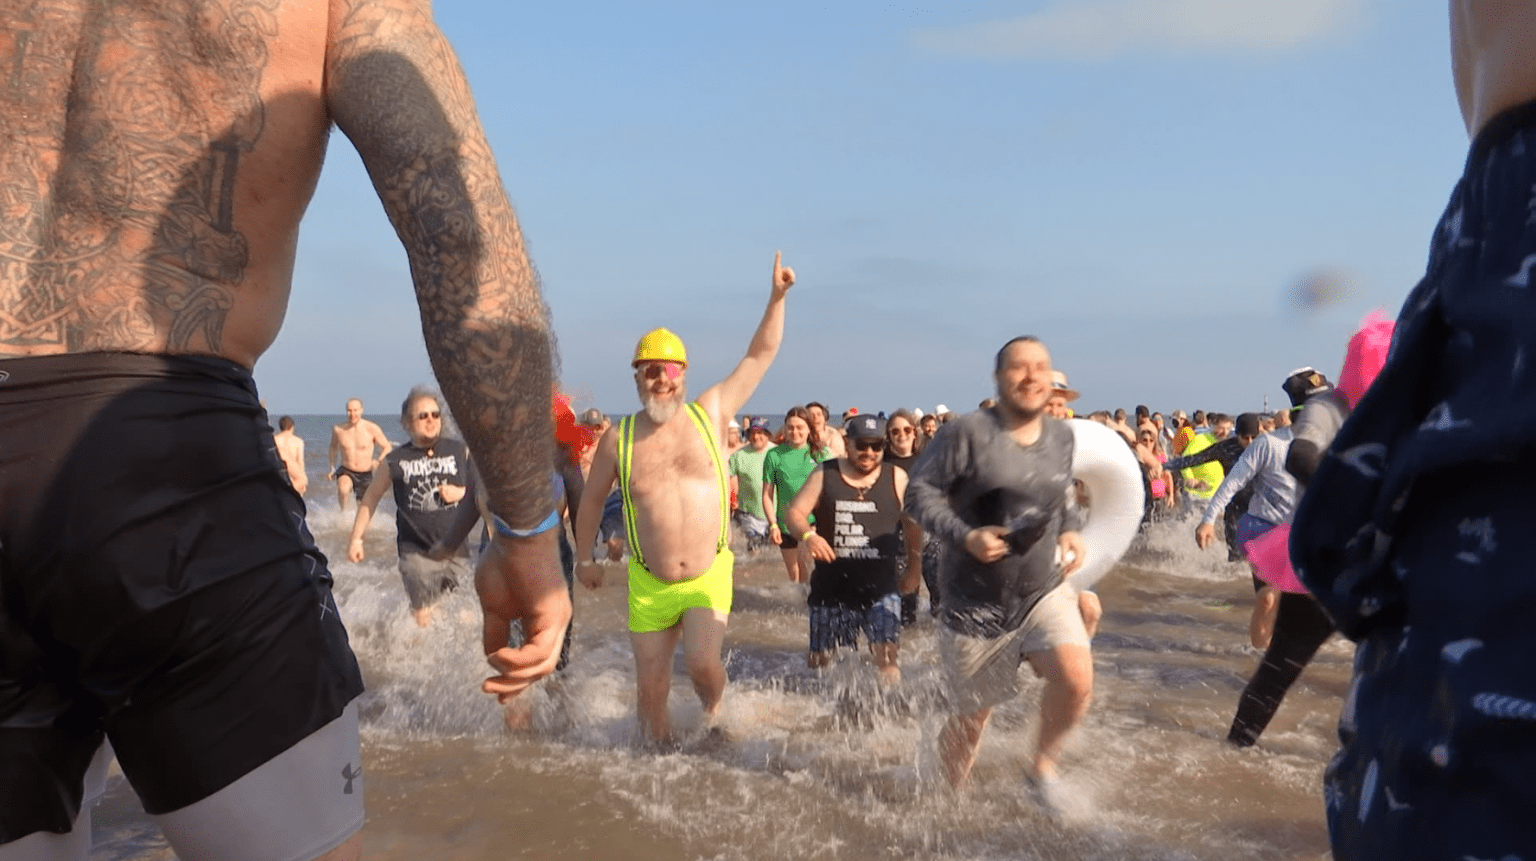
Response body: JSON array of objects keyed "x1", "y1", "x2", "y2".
[
  {"x1": 325, "y1": 0, "x2": 567, "y2": 697},
  {"x1": 325, "y1": 0, "x2": 552, "y2": 529}
]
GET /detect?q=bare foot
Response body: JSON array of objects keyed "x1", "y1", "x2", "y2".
[
  {"x1": 412, "y1": 606, "x2": 434, "y2": 628},
  {"x1": 1249, "y1": 587, "x2": 1279, "y2": 650}
]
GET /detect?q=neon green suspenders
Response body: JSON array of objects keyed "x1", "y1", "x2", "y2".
[{"x1": 617, "y1": 403, "x2": 730, "y2": 572}]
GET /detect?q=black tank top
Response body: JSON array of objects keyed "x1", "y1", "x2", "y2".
[{"x1": 807, "y1": 460, "x2": 902, "y2": 608}]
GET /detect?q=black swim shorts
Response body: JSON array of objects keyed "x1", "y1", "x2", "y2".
[
  {"x1": 332, "y1": 464, "x2": 374, "y2": 499},
  {"x1": 0, "y1": 352, "x2": 365, "y2": 844}
]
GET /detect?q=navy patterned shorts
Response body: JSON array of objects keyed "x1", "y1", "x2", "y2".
[
  {"x1": 809, "y1": 594, "x2": 902, "y2": 654},
  {"x1": 1292, "y1": 99, "x2": 1536, "y2": 860}
]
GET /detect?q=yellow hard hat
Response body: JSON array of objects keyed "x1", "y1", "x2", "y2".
[{"x1": 632, "y1": 328, "x2": 688, "y2": 367}]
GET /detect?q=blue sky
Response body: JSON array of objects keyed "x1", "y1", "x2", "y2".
[{"x1": 257, "y1": 0, "x2": 1468, "y2": 421}]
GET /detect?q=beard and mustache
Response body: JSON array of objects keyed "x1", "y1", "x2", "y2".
[{"x1": 639, "y1": 382, "x2": 687, "y2": 424}]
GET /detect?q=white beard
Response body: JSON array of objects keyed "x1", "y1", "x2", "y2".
[{"x1": 641, "y1": 384, "x2": 686, "y2": 424}]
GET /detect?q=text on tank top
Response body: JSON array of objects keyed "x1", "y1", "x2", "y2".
[{"x1": 808, "y1": 460, "x2": 903, "y2": 608}]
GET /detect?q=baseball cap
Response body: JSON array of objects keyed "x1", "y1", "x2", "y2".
[
  {"x1": 1282, "y1": 367, "x2": 1332, "y2": 407},
  {"x1": 845, "y1": 414, "x2": 887, "y2": 440},
  {"x1": 747, "y1": 417, "x2": 771, "y2": 434},
  {"x1": 935, "y1": 404, "x2": 951, "y2": 416}
]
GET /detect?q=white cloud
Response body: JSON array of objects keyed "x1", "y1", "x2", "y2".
[{"x1": 913, "y1": 0, "x2": 1367, "y2": 62}]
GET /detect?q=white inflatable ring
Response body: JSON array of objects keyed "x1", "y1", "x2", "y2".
[{"x1": 1062, "y1": 418, "x2": 1145, "y2": 591}]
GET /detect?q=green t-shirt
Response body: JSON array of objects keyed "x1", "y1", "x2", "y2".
[
  {"x1": 728, "y1": 446, "x2": 771, "y2": 520},
  {"x1": 762, "y1": 443, "x2": 821, "y2": 524}
]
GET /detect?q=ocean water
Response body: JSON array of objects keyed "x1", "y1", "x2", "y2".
[{"x1": 85, "y1": 416, "x2": 1345, "y2": 860}]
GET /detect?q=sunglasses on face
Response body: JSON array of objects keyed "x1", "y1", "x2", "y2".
[
  {"x1": 415, "y1": 410, "x2": 441, "y2": 421},
  {"x1": 852, "y1": 439, "x2": 885, "y2": 452},
  {"x1": 638, "y1": 362, "x2": 683, "y2": 381},
  {"x1": 891, "y1": 427, "x2": 915, "y2": 436}
]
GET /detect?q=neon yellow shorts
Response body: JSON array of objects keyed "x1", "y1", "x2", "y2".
[{"x1": 628, "y1": 548, "x2": 735, "y2": 633}]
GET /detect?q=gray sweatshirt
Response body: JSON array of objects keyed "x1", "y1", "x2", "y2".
[
  {"x1": 1201, "y1": 427, "x2": 1298, "y2": 527},
  {"x1": 904, "y1": 409, "x2": 1075, "y2": 638}
]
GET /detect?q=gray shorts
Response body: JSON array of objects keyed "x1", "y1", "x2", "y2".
[
  {"x1": 0, "y1": 701, "x2": 363, "y2": 861},
  {"x1": 939, "y1": 582, "x2": 1091, "y2": 715},
  {"x1": 398, "y1": 552, "x2": 470, "y2": 610}
]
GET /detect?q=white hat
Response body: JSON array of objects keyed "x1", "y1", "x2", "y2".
[
  {"x1": 935, "y1": 404, "x2": 951, "y2": 415},
  {"x1": 728, "y1": 419, "x2": 740, "y2": 429},
  {"x1": 912, "y1": 408, "x2": 925, "y2": 418}
]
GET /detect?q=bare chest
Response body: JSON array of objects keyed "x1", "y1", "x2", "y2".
[{"x1": 629, "y1": 428, "x2": 718, "y2": 485}]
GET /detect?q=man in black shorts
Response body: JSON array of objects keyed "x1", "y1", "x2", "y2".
[{"x1": 0, "y1": 2, "x2": 569, "y2": 858}]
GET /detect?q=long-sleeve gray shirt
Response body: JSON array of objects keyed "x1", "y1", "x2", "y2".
[
  {"x1": 904, "y1": 409, "x2": 1075, "y2": 638},
  {"x1": 1201, "y1": 427, "x2": 1297, "y2": 527}
]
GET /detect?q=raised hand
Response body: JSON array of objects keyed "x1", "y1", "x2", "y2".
[{"x1": 772, "y1": 250, "x2": 795, "y2": 295}]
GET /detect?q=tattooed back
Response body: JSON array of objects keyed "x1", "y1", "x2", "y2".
[{"x1": 0, "y1": 0, "x2": 331, "y2": 364}]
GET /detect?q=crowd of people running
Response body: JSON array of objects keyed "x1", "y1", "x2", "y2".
[{"x1": 299, "y1": 280, "x2": 1388, "y2": 821}]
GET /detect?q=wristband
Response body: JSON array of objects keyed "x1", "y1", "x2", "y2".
[
  {"x1": 491, "y1": 510, "x2": 560, "y2": 539},
  {"x1": 801, "y1": 529, "x2": 815, "y2": 542}
]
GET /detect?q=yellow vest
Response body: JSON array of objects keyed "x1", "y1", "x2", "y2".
[{"x1": 1180, "y1": 433, "x2": 1224, "y2": 500}]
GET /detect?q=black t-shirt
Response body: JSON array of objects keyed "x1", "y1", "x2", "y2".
[
  {"x1": 386, "y1": 438, "x2": 470, "y2": 556},
  {"x1": 905, "y1": 410, "x2": 1075, "y2": 637},
  {"x1": 807, "y1": 461, "x2": 902, "y2": 609}
]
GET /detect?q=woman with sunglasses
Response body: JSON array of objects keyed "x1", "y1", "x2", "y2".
[
  {"x1": 763, "y1": 406, "x2": 823, "y2": 584},
  {"x1": 1134, "y1": 420, "x2": 1176, "y2": 518},
  {"x1": 884, "y1": 409, "x2": 930, "y2": 622}
]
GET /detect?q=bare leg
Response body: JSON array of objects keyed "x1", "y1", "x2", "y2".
[
  {"x1": 681, "y1": 607, "x2": 729, "y2": 721},
  {"x1": 779, "y1": 546, "x2": 805, "y2": 583},
  {"x1": 1025, "y1": 644, "x2": 1094, "y2": 778},
  {"x1": 939, "y1": 706, "x2": 992, "y2": 788},
  {"x1": 870, "y1": 641, "x2": 900, "y2": 687},
  {"x1": 336, "y1": 474, "x2": 353, "y2": 511},
  {"x1": 807, "y1": 649, "x2": 834, "y2": 669},
  {"x1": 1250, "y1": 585, "x2": 1279, "y2": 649},
  {"x1": 630, "y1": 624, "x2": 684, "y2": 744},
  {"x1": 1076, "y1": 591, "x2": 1102, "y2": 639},
  {"x1": 411, "y1": 606, "x2": 433, "y2": 627}
]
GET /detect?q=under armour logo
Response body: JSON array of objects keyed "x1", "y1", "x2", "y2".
[{"x1": 341, "y1": 763, "x2": 362, "y2": 794}]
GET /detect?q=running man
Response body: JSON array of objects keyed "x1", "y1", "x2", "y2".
[
  {"x1": 347, "y1": 388, "x2": 471, "y2": 628},
  {"x1": 728, "y1": 417, "x2": 775, "y2": 553},
  {"x1": 785, "y1": 415, "x2": 922, "y2": 686},
  {"x1": 905, "y1": 336, "x2": 1089, "y2": 811},
  {"x1": 0, "y1": 2, "x2": 569, "y2": 857},
  {"x1": 274, "y1": 416, "x2": 309, "y2": 496},
  {"x1": 573, "y1": 253, "x2": 795, "y2": 745},
  {"x1": 329, "y1": 397, "x2": 393, "y2": 510}
]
